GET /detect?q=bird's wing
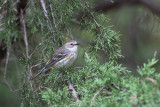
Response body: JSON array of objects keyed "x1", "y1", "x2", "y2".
[
  {"x1": 44, "y1": 48, "x2": 70, "y2": 68},
  {"x1": 32, "y1": 48, "x2": 70, "y2": 80}
]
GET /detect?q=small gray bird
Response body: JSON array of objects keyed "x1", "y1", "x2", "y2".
[{"x1": 33, "y1": 40, "x2": 79, "y2": 79}]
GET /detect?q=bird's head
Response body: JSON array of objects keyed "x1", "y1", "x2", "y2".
[{"x1": 65, "y1": 40, "x2": 79, "y2": 51}]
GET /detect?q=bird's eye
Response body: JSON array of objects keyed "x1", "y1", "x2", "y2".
[{"x1": 71, "y1": 43, "x2": 73, "y2": 45}]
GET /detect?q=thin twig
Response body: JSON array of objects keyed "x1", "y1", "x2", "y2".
[
  {"x1": 48, "y1": 0, "x2": 57, "y2": 28},
  {"x1": 53, "y1": 72, "x2": 63, "y2": 85},
  {"x1": 28, "y1": 62, "x2": 45, "y2": 94},
  {"x1": 114, "y1": 85, "x2": 126, "y2": 91},
  {"x1": 29, "y1": 62, "x2": 45, "y2": 79},
  {"x1": 85, "y1": 1, "x2": 104, "y2": 38},
  {"x1": 29, "y1": 41, "x2": 45, "y2": 59},
  {"x1": 12, "y1": 0, "x2": 19, "y2": 7},
  {"x1": 74, "y1": 67, "x2": 84, "y2": 69},
  {"x1": 145, "y1": 77, "x2": 157, "y2": 85},
  {"x1": 37, "y1": 16, "x2": 44, "y2": 35},
  {"x1": 67, "y1": 79, "x2": 79, "y2": 102},
  {"x1": 90, "y1": 87, "x2": 105, "y2": 107},
  {"x1": 40, "y1": 0, "x2": 55, "y2": 42},
  {"x1": 40, "y1": 0, "x2": 49, "y2": 21},
  {"x1": 0, "y1": 0, "x2": 8, "y2": 11},
  {"x1": 20, "y1": 8, "x2": 35, "y2": 91},
  {"x1": 21, "y1": 9, "x2": 29, "y2": 59},
  {"x1": 4, "y1": 42, "x2": 14, "y2": 92}
]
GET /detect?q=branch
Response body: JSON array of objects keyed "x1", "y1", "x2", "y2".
[
  {"x1": 85, "y1": 1, "x2": 105, "y2": 39},
  {"x1": 145, "y1": 77, "x2": 157, "y2": 85},
  {"x1": 90, "y1": 87, "x2": 105, "y2": 107},
  {"x1": 40, "y1": 0, "x2": 49, "y2": 21},
  {"x1": 4, "y1": 42, "x2": 14, "y2": 92},
  {"x1": 29, "y1": 40, "x2": 45, "y2": 59},
  {"x1": 21, "y1": 9, "x2": 29, "y2": 59},
  {"x1": 48, "y1": 0, "x2": 57, "y2": 28},
  {"x1": 67, "y1": 79, "x2": 79, "y2": 102},
  {"x1": 40, "y1": 0, "x2": 55, "y2": 41},
  {"x1": 29, "y1": 62, "x2": 45, "y2": 80},
  {"x1": 0, "y1": 0, "x2": 8, "y2": 11}
]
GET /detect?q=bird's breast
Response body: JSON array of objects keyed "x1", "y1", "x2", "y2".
[{"x1": 54, "y1": 52, "x2": 77, "y2": 68}]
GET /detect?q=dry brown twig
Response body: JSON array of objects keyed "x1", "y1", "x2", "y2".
[
  {"x1": 90, "y1": 87, "x2": 105, "y2": 107},
  {"x1": 67, "y1": 79, "x2": 79, "y2": 102},
  {"x1": 145, "y1": 77, "x2": 157, "y2": 85}
]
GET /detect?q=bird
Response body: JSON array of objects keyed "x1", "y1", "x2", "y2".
[{"x1": 32, "y1": 40, "x2": 79, "y2": 79}]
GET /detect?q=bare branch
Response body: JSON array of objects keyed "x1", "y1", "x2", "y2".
[
  {"x1": 4, "y1": 42, "x2": 14, "y2": 92},
  {"x1": 48, "y1": 0, "x2": 57, "y2": 28},
  {"x1": 40, "y1": 0, "x2": 55, "y2": 41},
  {"x1": 29, "y1": 62, "x2": 45, "y2": 77},
  {"x1": 0, "y1": 0, "x2": 8, "y2": 11},
  {"x1": 40, "y1": 0, "x2": 49, "y2": 20},
  {"x1": 145, "y1": 77, "x2": 157, "y2": 85},
  {"x1": 67, "y1": 79, "x2": 79, "y2": 102},
  {"x1": 21, "y1": 9, "x2": 29, "y2": 59},
  {"x1": 90, "y1": 87, "x2": 105, "y2": 107}
]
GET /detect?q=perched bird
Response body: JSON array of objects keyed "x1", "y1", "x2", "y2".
[{"x1": 32, "y1": 40, "x2": 79, "y2": 79}]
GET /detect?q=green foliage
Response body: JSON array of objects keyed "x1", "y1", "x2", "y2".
[
  {"x1": 0, "y1": 0, "x2": 19, "y2": 45},
  {"x1": 80, "y1": 11, "x2": 122, "y2": 60},
  {"x1": 137, "y1": 52, "x2": 158, "y2": 77},
  {"x1": 38, "y1": 52, "x2": 160, "y2": 107},
  {"x1": 41, "y1": 87, "x2": 70, "y2": 106}
]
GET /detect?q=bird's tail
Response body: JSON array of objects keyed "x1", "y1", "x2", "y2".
[{"x1": 31, "y1": 67, "x2": 47, "y2": 80}]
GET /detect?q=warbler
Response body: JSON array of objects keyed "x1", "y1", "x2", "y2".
[{"x1": 33, "y1": 40, "x2": 79, "y2": 79}]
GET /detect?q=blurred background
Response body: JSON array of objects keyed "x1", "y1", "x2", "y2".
[
  {"x1": 0, "y1": 0, "x2": 160, "y2": 106},
  {"x1": 73, "y1": 0, "x2": 160, "y2": 71}
]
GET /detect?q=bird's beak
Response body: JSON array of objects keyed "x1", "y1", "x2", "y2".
[{"x1": 76, "y1": 43, "x2": 80, "y2": 45}]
